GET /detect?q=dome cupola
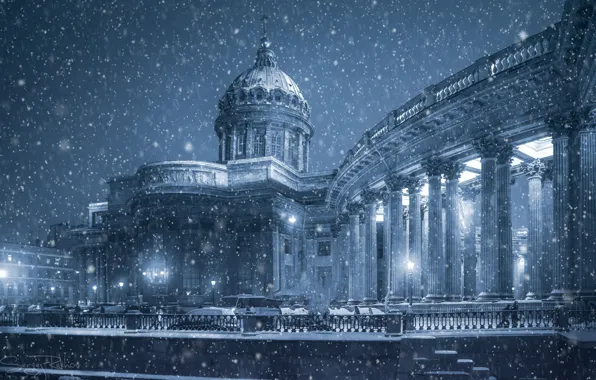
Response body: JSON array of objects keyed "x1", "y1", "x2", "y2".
[{"x1": 215, "y1": 17, "x2": 313, "y2": 172}]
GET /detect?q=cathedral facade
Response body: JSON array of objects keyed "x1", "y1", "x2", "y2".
[{"x1": 66, "y1": 0, "x2": 596, "y2": 306}]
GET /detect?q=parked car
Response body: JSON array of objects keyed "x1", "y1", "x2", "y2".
[{"x1": 220, "y1": 294, "x2": 282, "y2": 315}]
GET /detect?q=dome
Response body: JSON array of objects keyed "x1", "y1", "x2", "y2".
[{"x1": 218, "y1": 36, "x2": 310, "y2": 118}]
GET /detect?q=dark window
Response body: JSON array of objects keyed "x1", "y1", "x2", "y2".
[
  {"x1": 272, "y1": 132, "x2": 283, "y2": 159},
  {"x1": 253, "y1": 132, "x2": 265, "y2": 157},
  {"x1": 317, "y1": 241, "x2": 331, "y2": 256},
  {"x1": 283, "y1": 238, "x2": 292, "y2": 254}
]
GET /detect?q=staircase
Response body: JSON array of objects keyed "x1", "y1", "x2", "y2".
[{"x1": 410, "y1": 349, "x2": 496, "y2": 380}]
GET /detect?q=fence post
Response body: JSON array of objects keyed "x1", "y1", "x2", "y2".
[
  {"x1": 554, "y1": 306, "x2": 569, "y2": 332},
  {"x1": 241, "y1": 313, "x2": 258, "y2": 334},
  {"x1": 24, "y1": 312, "x2": 43, "y2": 328},
  {"x1": 403, "y1": 311, "x2": 415, "y2": 332},
  {"x1": 125, "y1": 312, "x2": 139, "y2": 330},
  {"x1": 386, "y1": 313, "x2": 403, "y2": 335}
]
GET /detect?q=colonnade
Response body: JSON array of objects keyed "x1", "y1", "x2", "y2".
[{"x1": 334, "y1": 107, "x2": 596, "y2": 303}]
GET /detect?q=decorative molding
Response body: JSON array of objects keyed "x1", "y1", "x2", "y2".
[
  {"x1": 331, "y1": 224, "x2": 341, "y2": 238},
  {"x1": 336, "y1": 212, "x2": 350, "y2": 225}
]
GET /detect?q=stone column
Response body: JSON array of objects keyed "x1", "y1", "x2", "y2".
[
  {"x1": 579, "y1": 107, "x2": 596, "y2": 298},
  {"x1": 272, "y1": 219, "x2": 281, "y2": 292},
  {"x1": 298, "y1": 132, "x2": 305, "y2": 172},
  {"x1": 382, "y1": 192, "x2": 392, "y2": 300},
  {"x1": 496, "y1": 145, "x2": 514, "y2": 299},
  {"x1": 338, "y1": 213, "x2": 350, "y2": 301},
  {"x1": 461, "y1": 187, "x2": 479, "y2": 299},
  {"x1": 407, "y1": 178, "x2": 423, "y2": 300},
  {"x1": 443, "y1": 161, "x2": 464, "y2": 301},
  {"x1": 548, "y1": 116, "x2": 573, "y2": 298},
  {"x1": 542, "y1": 164, "x2": 554, "y2": 296},
  {"x1": 358, "y1": 210, "x2": 367, "y2": 301},
  {"x1": 361, "y1": 189, "x2": 379, "y2": 303},
  {"x1": 346, "y1": 202, "x2": 363, "y2": 303},
  {"x1": 422, "y1": 157, "x2": 445, "y2": 301},
  {"x1": 331, "y1": 223, "x2": 341, "y2": 299},
  {"x1": 385, "y1": 174, "x2": 408, "y2": 301},
  {"x1": 524, "y1": 159, "x2": 545, "y2": 299},
  {"x1": 473, "y1": 135, "x2": 503, "y2": 300},
  {"x1": 305, "y1": 228, "x2": 317, "y2": 297}
]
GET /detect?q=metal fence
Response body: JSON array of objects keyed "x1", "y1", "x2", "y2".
[
  {"x1": 0, "y1": 308, "x2": 593, "y2": 333},
  {"x1": 408, "y1": 309, "x2": 556, "y2": 331}
]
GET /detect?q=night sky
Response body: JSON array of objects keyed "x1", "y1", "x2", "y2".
[{"x1": 0, "y1": 0, "x2": 563, "y2": 243}]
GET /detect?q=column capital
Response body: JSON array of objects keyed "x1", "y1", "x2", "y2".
[
  {"x1": 385, "y1": 174, "x2": 409, "y2": 192},
  {"x1": 443, "y1": 161, "x2": 465, "y2": 181},
  {"x1": 497, "y1": 144, "x2": 514, "y2": 165},
  {"x1": 579, "y1": 105, "x2": 596, "y2": 130},
  {"x1": 360, "y1": 188, "x2": 380, "y2": 205},
  {"x1": 460, "y1": 186, "x2": 480, "y2": 201},
  {"x1": 422, "y1": 157, "x2": 445, "y2": 177},
  {"x1": 331, "y1": 223, "x2": 341, "y2": 238},
  {"x1": 336, "y1": 212, "x2": 350, "y2": 225},
  {"x1": 546, "y1": 109, "x2": 582, "y2": 137},
  {"x1": 346, "y1": 201, "x2": 364, "y2": 215},
  {"x1": 406, "y1": 177, "x2": 424, "y2": 194},
  {"x1": 541, "y1": 161, "x2": 553, "y2": 183},
  {"x1": 473, "y1": 134, "x2": 507, "y2": 159},
  {"x1": 524, "y1": 159, "x2": 546, "y2": 179}
]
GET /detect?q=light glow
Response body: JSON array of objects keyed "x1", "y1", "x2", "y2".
[
  {"x1": 0, "y1": 269, "x2": 7, "y2": 278},
  {"x1": 288, "y1": 215, "x2": 296, "y2": 224}
]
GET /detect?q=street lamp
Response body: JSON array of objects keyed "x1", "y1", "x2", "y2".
[
  {"x1": 407, "y1": 261, "x2": 415, "y2": 306},
  {"x1": 118, "y1": 282, "x2": 124, "y2": 305},
  {"x1": 211, "y1": 280, "x2": 216, "y2": 305},
  {"x1": 92, "y1": 285, "x2": 98, "y2": 304}
]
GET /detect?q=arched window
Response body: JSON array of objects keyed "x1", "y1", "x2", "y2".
[
  {"x1": 253, "y1": 132, "x2": 266, "y2": 157},
  {"x1": 272, "y1": 133, "x2": 283, "y2": 159}
]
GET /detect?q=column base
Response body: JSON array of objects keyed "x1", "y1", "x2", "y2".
[
  {"x1": 476, "y1": 292, "x2": 501, "y2": 301},
  {"x1": 386, "y1": 295, "x2": 405, "y2": 303},
  {"x1": 347, "y1": 299, "x2": 361, "y2": 305},
  {"x1": 423, "y1": 294, "x2": 445, "y2": 303},
  {"x1": 362, "y1": 297, "x2": 377, "y2": 305},
  {"x1": 444, "y1": 295, "x2": 463, "y2": 302}
]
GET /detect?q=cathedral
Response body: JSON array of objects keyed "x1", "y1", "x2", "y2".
[{"x1": 63, "y1": 1, "x2": 596, "y2": 307}]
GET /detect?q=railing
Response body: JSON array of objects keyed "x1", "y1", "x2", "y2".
[
  {"x1": 407, "y1": 309, "x2": 556, "y2": 331},
  {"x1": 0, "y1": 312, "x2": 24, "y2": 326},
  {"x1": 269, "y1": 314, "x2": 388, "y2": 333},
  {"x1": 137, "y1": 314, "x2": 240, "y2": 332},
  {"x1": 336, "y1": 23, "x2": 559, "y2": 173},
  {"x1": 568, "y1": 309, "x2": 596, "y2": 331},
  {"x1": 3, "y1": 306, "x2": 593, "y2": 334}
]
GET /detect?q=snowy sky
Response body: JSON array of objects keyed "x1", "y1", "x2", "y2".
[{"x1": 0, "y1": 0, "x2": 563, "y2": 242}]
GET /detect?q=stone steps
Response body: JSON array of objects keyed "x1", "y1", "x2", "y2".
[{"x1": 411, "y1": 349, "x2": 496, "y2": 380}]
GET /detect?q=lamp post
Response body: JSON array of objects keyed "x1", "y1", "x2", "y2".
[
  {"x1": 118, "y1": 282, "x2": 124, "y2": 305},
  {"x1": 407, "y1": 261, "x2": 415, "y2": 306},
  {"x1": 50, "y1": 286, "x2": 55, "y2": 301},
  {"x1": 211, "y1": 280, "x2": 216, "y2": 305},
  {"x1": 92, "y1": 285, "x2": 97, "y2": 304}
]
